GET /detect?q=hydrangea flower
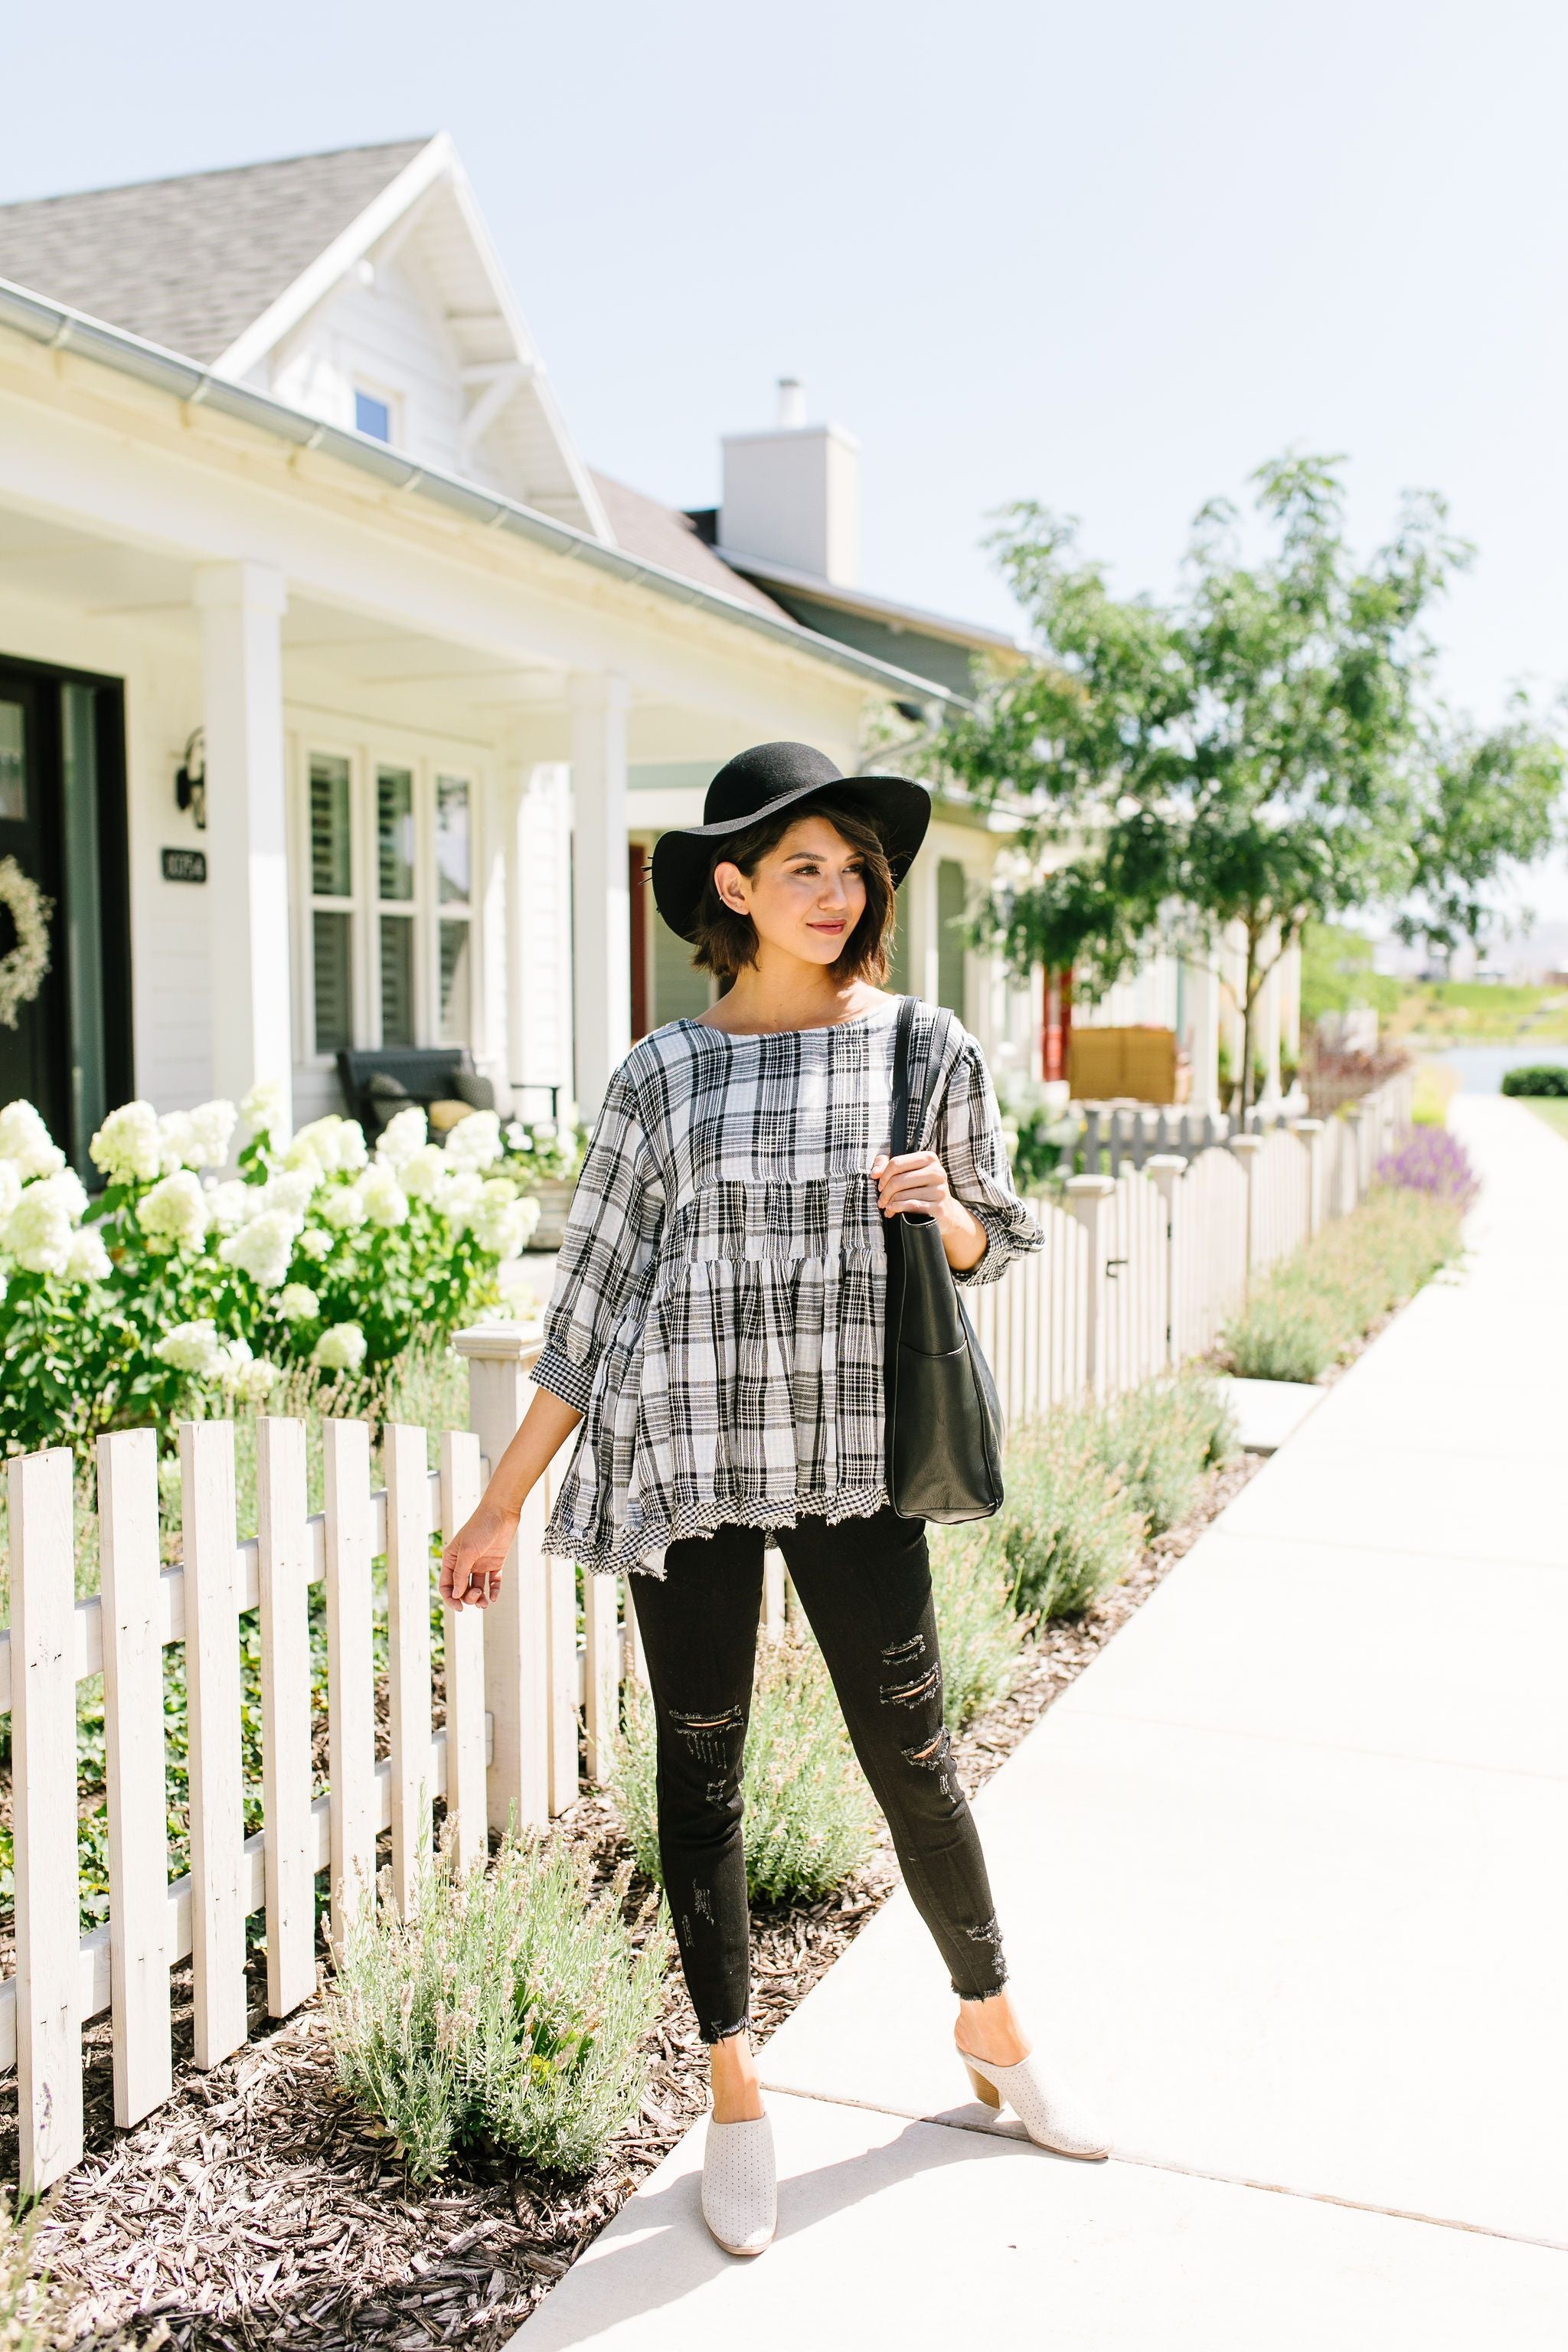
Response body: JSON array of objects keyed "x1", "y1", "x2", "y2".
[
  {"x1": 218, "y1": 1341, "x2": 280, "y2": 1403},
  {"x1": 90, "y1": 1099, "x2": 161, "y2": 1185},
  {"x1": 443, "y1": 1109, "x2": 503, "y2": 1171},
  {"x1": 258, "y1": 1168, "x2": 319, "y2": 1217},
  {"x1": 361, "y1": 1166, "x2": 409, "y2": 1228},
  {"x1": 136, "y1": 1170, "x2": 209, "y2": 1254},
  {"x1": 286, "y1": 1116, "x2": 368, "y2": 1177},
  {"x1": 296, "y1": 1225, "x2": 334, "y2": 1261},
  {"x1": 433, "y1": 1168, "x2": 483, "y2": 1230},
  {"x1": 203, "y1": 1178, "x2": 254, "y2": 1233},
  {"x1": 472, "y1": 1181, "x2": 537, "y2": 1258},
  {"x1": 219, "y1": 1209, "x2": 301, "y2": 1289},
  {"x1": 399, "y1": 1143, "x2": 446, "y2": 1198},
  {"x1": 375, "y1": 1106, "x2": 429, "y2": 1170},
  {"x1": 6, "y1": 1171, "x2": 86, "y2": 1273},
  {"x1": 0, "y1": 1099, "x2": 67, "y2": 1181},
  {"x1": 240, "y1": 1078, "x2": 286, "y2": 1145},
  {"x1": 0, "y1": 1158, "x2": 21, "y2": 1224},
  {"x1": 279, "y1": 1282, "x2": 320, "y2": 1322},
  {"x1": 321, "y1": 1183, "x2": 367, "y2": 1231},
  {"x1": 64, "y1": 1227, "x2": 112, "y2": 1283},
  {"x1": 158, "y1": 1099, "x2": 237, "y2": 1172},
  {"x1": 313, "y1": 1321, "x2": 368, "y2": 1372},
  {"x1": 154, "y1": 1319, "x2": 224, "y2": 1375}
]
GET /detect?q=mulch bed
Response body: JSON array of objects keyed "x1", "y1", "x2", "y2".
[{"x1": 25, "y1": 1450, "x2": 1260, "y2": 2350}]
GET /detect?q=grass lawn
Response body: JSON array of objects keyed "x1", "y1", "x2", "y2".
[
  {"x1": 1521, "y1": 1098, "x2": 1568, "y2": 1142},
  {"x1": 1390, "y1": 980, "x2": 1568, "y2": 1046}
]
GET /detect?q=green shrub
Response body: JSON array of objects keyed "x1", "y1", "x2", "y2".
[
  {"x1": 325, "y1": 1832, "x2": 668, "y2": 2182},
  {"x1": 1220, "y1": 1292, "x2": 1338, "y2": 1381},
  {"x1": 615, "y1": 1632, "x2": 877, "y2": 1906},
  {"x1": 1095, "y1": 1371, "x2": 1237, "y2": 1534},
  {"x1": 988, "y1": 1410, "x2": 1145, "y2": 1619},
  {"x1": 1501, "y1": 1063, "x2": 1568, "y2": 1097},
  {"x1": 928, "y1": 1524, "x2": 1030, "y2": 1727},
  {"x1": 1222, "y1": 1186, "x2": 1463, "y2": 1382}
]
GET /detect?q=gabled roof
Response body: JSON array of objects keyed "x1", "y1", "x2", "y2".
[
  {"x1": 0, "y1": 139, "x2": 429, "y2": 368},
  {"x1": 591, "y1": 474, "x2": 790, "y2": 620}
]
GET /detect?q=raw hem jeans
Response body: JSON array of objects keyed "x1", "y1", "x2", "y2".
[{"x1": 629, "y1": 1506, "x2": 1007, "y2": 2044}]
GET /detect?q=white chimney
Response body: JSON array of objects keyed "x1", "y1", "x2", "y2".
[{"x1": 720, "y1": 381, "x2": 861, "y2": 585}]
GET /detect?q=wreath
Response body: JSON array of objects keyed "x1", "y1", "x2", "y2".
[{"x1": 0, "y1": 856, "x2": 53, "y2": 1031}]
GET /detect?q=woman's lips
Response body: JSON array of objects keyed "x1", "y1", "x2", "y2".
[{"x1": 808, "y1": 920, "x2": 847, "y2": 933}]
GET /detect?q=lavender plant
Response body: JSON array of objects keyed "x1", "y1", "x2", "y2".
[{"x1": 1374, "y1": 1125, "x2": 1479, "y2": 1207}]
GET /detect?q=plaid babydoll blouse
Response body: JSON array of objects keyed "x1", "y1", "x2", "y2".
[{"x1": 531, "y1": 997, "x2": 1040, "y2": 1573}]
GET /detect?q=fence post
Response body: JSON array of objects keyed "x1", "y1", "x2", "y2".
[
  {"x1": 1289, "y1": 1118, "x2": 1326, "y2": 1237},
  {"x1": 1229, "y1": 1133, "x2": 1266, "y2": 1287},
  {"x1": 180, "y1": 1419, "x2": 248, "y2": 2071},
  {"x1": 1343, "y1": 1103, "x2": 1366, "y2": 1208},
  {"x1": 1065, "y1": 1174, "x2": 1116, "y2": 1398},
  {"x1": 583, "y1": 1572, "x2": 621, "y2": 1785},
  {"x1": 322, "y1": 1418, "x2": 376, "y2": 1939},
  {"x1": 439, "y1": 1431, "x2": 489, "y2": 1874},
  {"x1": 9, "y1": 1449, "x2": 83, "y2": 2194},
  {"x1": 1145, "y1": 1155, "x2": 1185, "y2": 1369},
  {"x1": 455, "y1": 1322, "x2": 550, "y2": 1835},
  {"x1": 97, "y1": 1426, "x2": 173, "y2": 2131},
  {"x1": 256, "y1": 1416, "x2": 316, "y2": 2015}
]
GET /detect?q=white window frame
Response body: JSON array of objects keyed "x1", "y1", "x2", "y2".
[{"x1": 289, "y1": 736, "x2": 484, "y2": 1071}]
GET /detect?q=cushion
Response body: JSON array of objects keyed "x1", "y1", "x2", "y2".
[{"x1": 452, "y1": 1069, "x2": 495, "y2": 1111}]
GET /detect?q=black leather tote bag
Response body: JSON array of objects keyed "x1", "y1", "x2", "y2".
[{"x1": 881, "y1": 997, "x2": 1006, "y2": 1523}]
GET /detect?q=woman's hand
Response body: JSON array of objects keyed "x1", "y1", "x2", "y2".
[
  {"x1": 871, "y1": 1152, "x2": 988, "y2": 1272},
  {"x1": 440, "y1": 1499, "x2": 521, "y2": 1610}
]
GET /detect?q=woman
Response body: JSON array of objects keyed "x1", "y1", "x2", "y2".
[{"x1": 440, "y1": 741, "x2": 1106, "y2": 2256}]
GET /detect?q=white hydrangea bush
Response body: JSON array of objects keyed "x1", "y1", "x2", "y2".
[{"x1": 1, "y1": 1085, "x2": 546, "y2": 1455}]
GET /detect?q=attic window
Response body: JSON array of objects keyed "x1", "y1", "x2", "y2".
[{"x1": 354, "y1": 388, "x2": 394, "y2": 443}]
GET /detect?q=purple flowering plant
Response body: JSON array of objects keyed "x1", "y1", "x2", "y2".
[{"x1": 1375, "y1": 1125, "x2": 1479, "y2": 1210}]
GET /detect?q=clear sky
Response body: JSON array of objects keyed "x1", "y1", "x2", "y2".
[{"x1": 6, "y1": 0, "x2": 1567, "y2": 921}]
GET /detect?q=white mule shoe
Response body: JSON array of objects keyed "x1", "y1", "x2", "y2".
[
  {"x1": 701, "y1": 2114, "x2": 777, "y2": 2256},
  {"x1": 959, "y1": 2049, "x2": 1109, "y2": 2161}
]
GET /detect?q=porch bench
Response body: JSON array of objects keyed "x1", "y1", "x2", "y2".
[{"x1": 336, "y1": 1047, "x2": 495, "y2": 1139}]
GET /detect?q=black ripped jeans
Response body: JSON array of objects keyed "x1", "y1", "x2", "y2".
[{"x1": 630, "y1": 1507, "x2": 1007, "y2": 2043}]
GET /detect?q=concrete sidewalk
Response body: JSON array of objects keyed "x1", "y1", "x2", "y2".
[{"x1": 516, "y1": 1096, "x2": 1568, "y2": 2348}]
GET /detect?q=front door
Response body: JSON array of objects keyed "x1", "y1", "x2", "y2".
[{"x1": 0, "y1": 659, "x2": 130, "y2": 1170}]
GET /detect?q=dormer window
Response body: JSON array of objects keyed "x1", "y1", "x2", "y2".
[{"x1": 354, "y1": 387, "x2": 394, "y2": 443}]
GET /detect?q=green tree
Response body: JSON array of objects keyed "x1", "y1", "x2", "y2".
[{"x1": 935, "y1": 456, "x2": 1565, "y2": 1112}]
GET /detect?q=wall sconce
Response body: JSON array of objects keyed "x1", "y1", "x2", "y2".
[{"x1": 175, "y1": 728, "x2": 207, "y2": 830}]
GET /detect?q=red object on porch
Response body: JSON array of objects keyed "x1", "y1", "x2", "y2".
[
  {"x1": 629, "y1": 844, "x2": 650, "y2": 1040},
  {"x1": 1043, "y1": 965, "x2": 1073, "y2": 1083}
]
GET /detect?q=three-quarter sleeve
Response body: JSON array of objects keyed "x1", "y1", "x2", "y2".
[
  {"x1": 929, "y1": 1031, "x2": 1043, "y2": 1289},
  {"x1": 531, "y1": 1067, "x2": 665, "y2": 1413}
]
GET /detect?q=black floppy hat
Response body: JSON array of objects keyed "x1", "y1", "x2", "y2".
[{"x1": 649, "y1": 741, "x2": 932, "y2": 943}]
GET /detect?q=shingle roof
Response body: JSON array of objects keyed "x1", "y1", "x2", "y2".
[
  {"x1": 590, "y1": 472, "x2": 790, "y2": 619},
  {"x1": 0, "y1": 138, "x2": 431, "y2": 365}
]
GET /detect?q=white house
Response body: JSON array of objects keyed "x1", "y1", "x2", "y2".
[
  {"x1": 0, "y1": 134, "x2": 991, "y2": 1168},
  {"x1": 0, "y1": 134, "x2": 1287, "y2": 1170}
]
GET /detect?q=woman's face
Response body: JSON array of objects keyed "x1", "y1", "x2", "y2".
[{"x1": 713, "y1": 815, "x2": 869, "y2": 968}]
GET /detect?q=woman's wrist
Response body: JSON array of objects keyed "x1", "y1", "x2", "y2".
[{"x1": 939, "y1": 1197, "x2": 988, "y2": 1272}]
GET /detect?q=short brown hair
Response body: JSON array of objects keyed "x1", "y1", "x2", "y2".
[{"x1": 688, "y1": 792, "x2": 897, "y2": 985}]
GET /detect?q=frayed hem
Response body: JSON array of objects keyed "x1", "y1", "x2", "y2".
[
  {"x1": 544, "y1": 1485, "x2": 893, "y2": 1577},
  {"x1": 952, "y1": 1975, "x2": 1010, "y2": 2004},
  {"x1": 699, "y1": 2015, "x2": 753, "y2": 2048}
]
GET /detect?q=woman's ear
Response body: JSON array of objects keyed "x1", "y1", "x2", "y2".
[{"x1": 711, "y1": 859, "x2": 749, "y2": 916}]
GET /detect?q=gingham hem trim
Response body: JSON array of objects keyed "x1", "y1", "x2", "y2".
[
  {"x1": 542, "y1": 1482, "x2": 893, "y2": 1577},
  {"x1": 531, "y1": 1343, "x2": 596, "y2": 1414}
]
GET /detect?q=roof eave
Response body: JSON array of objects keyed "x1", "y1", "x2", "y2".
[{"x1": 0, "y1": 277, "x2": 958, "y2": 709}]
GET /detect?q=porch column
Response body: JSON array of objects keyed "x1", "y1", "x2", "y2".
[
  {"x1": 569, "y1": 673, "x2": 632, "y2": 1119},
  {"x1": 505, "y1": 762, "x2": 574, "y2": 1120},
  {"x1": 1182, "y1": 951, "x2": 1220, "y2": 1116},
  {"x1": 195, "y1": 563, "x2": 291, "y2": 1126}
]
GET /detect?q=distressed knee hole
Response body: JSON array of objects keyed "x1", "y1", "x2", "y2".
[
  {"x1": 880, "y1": 1633, "x2": 926, "y2": 1664},
  {"x1": 880, "y1": 1664, "x2": 941, "y2": 1710},
  {"x1": 903, "y1": 1726, "x2": 954, "y2": 1772},
  {"x1": 667, "y1": 1703, "x2": 745, "y2": 1769}
]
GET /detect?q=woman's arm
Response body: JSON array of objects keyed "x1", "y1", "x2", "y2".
[{"x1": 439, "y1": 1387, "x2": 583, "y2": 1609}]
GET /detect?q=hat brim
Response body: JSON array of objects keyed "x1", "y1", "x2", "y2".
[{"x1": 649, "y1": 773, "x2": 932, "y2": 943}]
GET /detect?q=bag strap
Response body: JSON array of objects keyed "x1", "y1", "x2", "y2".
[{"x1": 889, "y1": 995, "x2": 920, "y2": 1159}]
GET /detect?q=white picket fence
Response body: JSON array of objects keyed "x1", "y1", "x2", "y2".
[{"x1": 0, "y1": 1072, "x2": 1413, "y2": 2190}]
